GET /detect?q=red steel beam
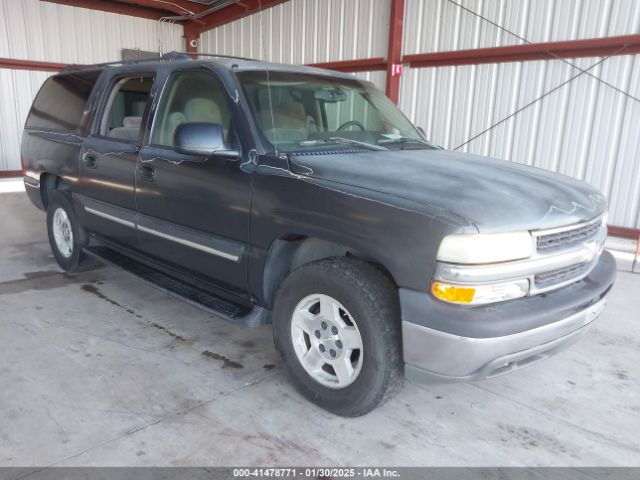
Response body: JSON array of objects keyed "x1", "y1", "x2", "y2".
[
  {"x1": 41, "y1": 0, "x2": 172, "y2": 21},
  {"x1": 1, "y1": 53, "x2": 385, "y2": 74},
  {"x1": 385, "y1": 0, "x2": 405, "y2": 104},
  {"x1": 608, "y1": 225, "x2": 640, "y2": 239},
  {"x1": 404, "y1": 34, "x2": 640, "y2": 68},
  {"x1": 0, "y1": 170, "x2": 25, "y2": 178},
  {"x1": 196, "y1": 0, "x2": 288, "y2": 32},
  {"x1": 308, "y1": 58, "x2": 386, "y2": 73},
  {"x1": 608, "y1": 225, "x2": 640, "y2": 261},
  {"x1": 0, "y1": 57, "x2": 66, "y2": 72},
  {"x1": 117, "y1": 0, "x2": 209, "y2": 16},
  {"x1": 184, "y1": 21, "x2": 200, "y2": 56}
]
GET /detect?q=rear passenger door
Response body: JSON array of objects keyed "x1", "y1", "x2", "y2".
[
  {"x1": 77, "y1": 72, "x2": 155, "y2": 248},
  {"x1": 136, "y1": 67, "x2": 251, "y2": 296}
]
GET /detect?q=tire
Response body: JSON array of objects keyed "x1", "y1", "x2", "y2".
[
  {"x1": 46, "y1": 191, "x2": 98, "y2": 273},
  {"x1": 272, "y1": 257, "x2": 404, "y2": 416}
]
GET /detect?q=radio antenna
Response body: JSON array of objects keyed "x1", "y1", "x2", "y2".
[{"x1": 258, "y1": 0, "x2": 278, "y2": 155}]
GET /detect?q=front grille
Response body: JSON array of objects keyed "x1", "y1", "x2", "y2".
[
  {"x1": 536, "y1": 219, "x2": 602, "y2": 253},
  {"x1": 535, "y1": 261, "x2": 593, "y2": 288}
]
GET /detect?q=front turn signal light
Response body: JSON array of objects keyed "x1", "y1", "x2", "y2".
[
  {"x1": 431, "y1": 279, "x2": 529, "y2": 305},
  {"x1": 432, "y1": 282, "x2": 476, "y2": 304}
]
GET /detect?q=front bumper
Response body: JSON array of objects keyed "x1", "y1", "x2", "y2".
[{"x1": 402, "y1": 250, "x2": 616, "y2": 383}]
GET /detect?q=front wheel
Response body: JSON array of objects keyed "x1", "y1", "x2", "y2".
[{"x1": 272, "y1": 258, "x2": 404, "y2": 416}]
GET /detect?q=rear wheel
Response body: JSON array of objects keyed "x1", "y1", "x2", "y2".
[
  {"x1": 273, "y1": 257, "x2": 403, "y2": 416},
  {"x1": 46, "y1": 191, "x2": 98, "y2": 272}
]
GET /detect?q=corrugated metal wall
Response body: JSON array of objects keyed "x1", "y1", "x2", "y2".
[
  {"x1": 403, "y1": 0, "x2": 640, "y2": 53},
  {"x1": 0, "y1": 0, "x2": 183, "y2": 172},
  {"x1": 0, "y1": 0, "x2": 182, "y2": 63},
  {"x1": 201, "y1": 0, "x2": 391, "y2": 64},
  {"x1": 0, "y1": 69, "x2": 51, "y2": 172}
]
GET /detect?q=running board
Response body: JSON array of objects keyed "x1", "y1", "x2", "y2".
[{"x1": 84, "y1": 246, "x2": 270, "y2": 327}]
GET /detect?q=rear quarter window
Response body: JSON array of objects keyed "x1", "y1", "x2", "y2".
[{"x1": 25, "y1": 70, "x2": 101, "y2": 133}]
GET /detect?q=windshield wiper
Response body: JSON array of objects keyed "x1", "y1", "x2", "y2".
[
  {"x1": 378, "y1": 136, "x2": 436, "y2": 147},
  {"x1": 299, "y1": 137, "x2": 388, "y2": 151}
]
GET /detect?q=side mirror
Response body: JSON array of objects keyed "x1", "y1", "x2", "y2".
[{"x1": 173, "y1": 122, "x2": 239, "y2": 160}]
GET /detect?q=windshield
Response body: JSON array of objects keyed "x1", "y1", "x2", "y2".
[{"x1": 237, "y1": 70, "x2": 433, "y2": 152}]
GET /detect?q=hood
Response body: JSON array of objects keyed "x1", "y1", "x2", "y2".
[{"x1": 289, "y1": 149, "x2": 608, "y2": 232}]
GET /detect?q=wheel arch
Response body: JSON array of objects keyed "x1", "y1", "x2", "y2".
[
  {"x1": 40, "y1": 173, "x2": 70, "y2": 208},
  {"x1": 261, "y1": 234, "x2": 398, "y2": 309}
]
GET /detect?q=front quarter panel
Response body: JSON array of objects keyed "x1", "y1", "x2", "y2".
[{"x1": 248, "y1": 155, "x2": 475, "y2": 303}]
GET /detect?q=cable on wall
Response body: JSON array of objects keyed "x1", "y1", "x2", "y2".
[{"x1": 454, "y1": 47, "x2": 624, "y2": 150}]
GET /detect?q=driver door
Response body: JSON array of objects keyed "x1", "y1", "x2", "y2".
[{"x1": 136, "y1": 68, "x2": 251, "y2": 296}]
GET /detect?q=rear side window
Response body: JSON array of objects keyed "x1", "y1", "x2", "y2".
[
  {"x1": 26, "y1": 70, "x2": 101, "y2": 132},
  {"x1": 100, "y1": 75, "x2": 154, "y2": 141}
]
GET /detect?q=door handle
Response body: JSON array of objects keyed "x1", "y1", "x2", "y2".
[
  {"x1": 82, "y1": 154, "x2": 97, "y2": 168},
  {"x1": 137, "y1": 164, "x2": 156, "y2": 181}
]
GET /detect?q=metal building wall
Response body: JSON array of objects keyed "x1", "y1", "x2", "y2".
[
  {"x1": 201, "y1": 0, "x2": 391, "y2": 64},
  {"x1": 403, "y1": 0, "x2": 640, "y2": 53},
  {"x1": 0, "y1": 0, "x2": 182, "y2": 63},
  {"x1": 400, "y1": 0, "x2": 640, "y2": 228},
  {"x1": 0, "y1": 69, "x2": 51, "y2": 172},
  {"x1": 352, "y1": 71, "x2": 387, "y2": 92},
  {"x1": 0, "y1": 0, "x2": 183, "y2": 172}
]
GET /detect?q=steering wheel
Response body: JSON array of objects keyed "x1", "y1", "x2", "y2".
[{"x1": 337, "y1": 120, "x2": 366, "y2": 132}]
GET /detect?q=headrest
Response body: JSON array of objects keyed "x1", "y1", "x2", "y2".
[
  {"x1": 184, "y1": 98, "x2": 222, "y2": 124},
  {"x1": 110, "y1": 127, "x2": 139, "y2": 141},
  {"x1": 278, "y1": 101, "x2": 306, "y2": 121},
  {"x1": 123, "y1": 116, "x2": 142, "y2": 128}
]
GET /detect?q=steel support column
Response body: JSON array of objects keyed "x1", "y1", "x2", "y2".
[
  {"x1": 184, "y1": 22, "x2": 201, "y2": 55},
  {"x1": 385, "y1": 0, "x2": 405, "y2": 104}
]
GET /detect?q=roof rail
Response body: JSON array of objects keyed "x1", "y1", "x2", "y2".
[
  {"x1": 61, "y1": 57, "x2": 162, "y2": 73},
  {"x1": 59, "y1": 51, "x2": 259, "y2": 73}
]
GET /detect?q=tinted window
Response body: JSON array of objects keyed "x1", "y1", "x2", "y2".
[
  {"x1": 151, "y1": 70, "x2": 232, "y2": 147},
  {"x1": 101, "y1": 76, "x2": 154, "y2": 142},
  {"x1": 26, "y1": 70, "x2": 101, "y2": 132}
]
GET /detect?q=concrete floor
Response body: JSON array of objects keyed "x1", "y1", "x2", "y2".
[{"x1": 0, "y1": 184, "x2": 639, "y2": 467}]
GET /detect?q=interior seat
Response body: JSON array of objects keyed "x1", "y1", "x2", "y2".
[
  {"x1": 260, "y1": 100, "x2": 309, "y2": 143},
  {"x1": 184, "y1": 98, "x2": 223, "y2": 125},
  {"x1": 109, "y1": 115, "x2": 142, "y2": 141},
  {"x1": 159, "y1": 98, "x2": 227, "y2": 146}
]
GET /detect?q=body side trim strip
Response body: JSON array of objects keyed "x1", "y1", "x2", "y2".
[
  {"x1": 78, "y1": 194, "x2": 242, "y2": 263},
  {"x1": 85, "y1": 206, "x2": 136, "y2": 228},
  {"x1": 137, "y1": 224, "x2": 240, "y2": 262}
]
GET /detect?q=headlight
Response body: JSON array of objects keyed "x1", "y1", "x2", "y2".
[
  {"x1": 437, "y1": 232, "x2": 534, "y2": 264},
  {"x1": 431, "y1": 279, "x2": 529, "y2": 305}
]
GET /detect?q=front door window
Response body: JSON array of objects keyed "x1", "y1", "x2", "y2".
[{"x1": 151, "y1": 70, "x2": 233, "y2": 148}]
